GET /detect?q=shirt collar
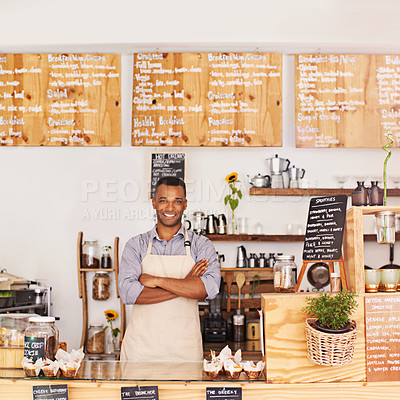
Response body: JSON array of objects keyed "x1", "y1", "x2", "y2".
[{"x1": 151, "y1": 224, "x2": 185, "y2": 242}]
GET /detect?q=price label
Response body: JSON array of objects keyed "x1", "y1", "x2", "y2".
[
  {"x1": 121, "y1": 386, "x2": 159, "y2": 400},
  {"x1": 32, "y1": 385, "x2": 68, "y2": 400},
  {"x1": 24, "y1": 337, "x2": 45, "y2": 362},
  {"x1": 206, "y1": 387, "x2": 242, "y2": 400}
]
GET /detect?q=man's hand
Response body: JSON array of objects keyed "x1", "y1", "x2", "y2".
[
  {"x1": 187, "y1": 259, "x2": 209, "y2": 278},
  {"x1": 139, "y1": 273, "x2": 158, "y2": 288}
]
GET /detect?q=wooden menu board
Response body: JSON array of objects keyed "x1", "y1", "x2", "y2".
[
  {"x1": 365, "y1": 295, "x2": 400, "y2": 381},
  {"x1": 0, "y1": 54, "x2": 121, "y2": 146},
  {"x1": 295, "y1": 54, "x2": 400, "y2": 148},
  {"x1": 302, "y1": 195, "x2": 347, "y2": 261},
  {"x1": 132, "y1": 52, "x2": 282, "y2": 147}
]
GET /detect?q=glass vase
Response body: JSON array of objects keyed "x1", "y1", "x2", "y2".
[
  {"x1": 375, "y1": 211, "x2": 395, "y2": 244},
  {"x1": 228, "y1": 211, "x2": 238, "y2": 235}
]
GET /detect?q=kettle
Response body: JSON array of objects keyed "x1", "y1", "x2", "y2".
[
  {"x1": 266, "y1": 154, "x2": 290, "y2": 174},
  {"x1": 236, "y1": 245, "x2": 248, "y2": 268},
  {"x1": 205, "y1": 214, "x2": 218, "y2": 234},
  {"x1": 217, "y1": 214, "x2": 227, "y2": 234},
  {"x1": 247, "y1": 173, "x2": 271, "y2": 188}
]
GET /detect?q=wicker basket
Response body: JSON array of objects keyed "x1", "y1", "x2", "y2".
[{"x1": 305, "y1": 318, "x2": 358, "y2": 367}]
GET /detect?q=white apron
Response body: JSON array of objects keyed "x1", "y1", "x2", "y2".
[{"x1": 120, "y1": 230, "x2": 203, "y2": 362}]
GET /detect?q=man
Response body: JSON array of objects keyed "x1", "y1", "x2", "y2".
[{"x1": 119, "y1": 176, "x2": 221, "y2": 361}]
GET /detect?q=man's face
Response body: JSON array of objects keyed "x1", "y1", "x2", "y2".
[{"x1": 152, "y1": 184, "x2": 187, "y2": 228}]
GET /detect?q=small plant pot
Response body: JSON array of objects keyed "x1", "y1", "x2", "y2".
[
  {"x1": 313, "y1": 320, "x2": 352, "y2": 334},
  {"x1": 305, "y1": 318, "x2": 358, "y2": 366}
]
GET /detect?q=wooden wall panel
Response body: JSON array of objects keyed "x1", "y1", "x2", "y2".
[
  {"x1": 295, "y1": 54, "x2": 400, "y2": 148},
  {"x1": 132, "y1": 52, "x2": 282, "y2": 147},
  {"x1": 0, "y1": 54, "x2": 121, "y2": 146}
]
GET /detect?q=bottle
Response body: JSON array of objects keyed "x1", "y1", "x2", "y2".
[
  {"x1": 351, "y1": 181, "x2": 368, "y2": 206},
  {"x1": 274, "y1": 255, "x2": 297, "y2": 293},
  {"x1": 248, "y1": 253, "x2": 258, "y2": 268},
  {"x1": 370, "y1": 181, "x2": 384, "y2": 206},
  {"x1": 86, "y1": 324, "x2": 105, "y2": 354},
  {"x1": 267, "y1": 253, "x2": 275, "y2": 268},
  {"x1": 82, "y1": 240, "x2": 100, "y2": 269},
  {"x1": 24, "y1": 316, "x2": 59, "y2": 362},
  {"x1": 92, "y1": 272, "x2": 111, "y2": 300},
  {"x1": 232, "y1": 309, "x2": 246, "y2": 342},
  {"x1": 258, "y1": 253, "x2": 267, "y2": 268},
  {"x1": 100, "y1": 245, "x2": 112, "y2": 269}
]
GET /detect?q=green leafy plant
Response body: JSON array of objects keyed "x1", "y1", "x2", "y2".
[
  {"x1": 382, "y1": 130, "x2": 393, "y2": 205},
  {"x1": 302, "y1": 290, "x2": 358, "y2": 331},
  {"x1": 102, "y1": 245, "x2": 112, "y2": 252},
  {"x1": 224, "y1": 172, "x2": 242, "y2": 233}
]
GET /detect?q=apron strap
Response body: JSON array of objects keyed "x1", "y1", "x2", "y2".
[{"x1": 146, "y1": 227, "x2": 191, "y2": 257}]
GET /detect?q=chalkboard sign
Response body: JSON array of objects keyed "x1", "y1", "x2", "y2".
[
  {"x1": 121, "y1": 386, "x2": 158, "y2": 400},
  {"x1": 365, "y1": 295, "x2": 400, "y2": 381},
  {"x1": 24, "y1": 337, "x2": 45, "y2": 362},
  {"x1": 296, "y1": 54, "x2": 400, "y2": 148},
  {"x1": 302, "y1": 195, "x2": 347, "y2": 261},
  {"x1": 33, "y1": 385, "x2": 68, "y2": 400},
  {"x1": 206, "y1": 387, "x2": 242, "y2": 400},
  {"x1": 150, "y1": 152, "x2": 185, "y2": 198},
  {"x1": 132, "y1": 52, "x2": 282, "y2": 147},
  {"x1": 0, "y1": 53, "x2": 121, "y2": 146}
]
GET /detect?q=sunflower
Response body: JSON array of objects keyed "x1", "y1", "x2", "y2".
[
  {"x1": 105, "y1": 309, "x2": 118, "y2": 321},
  {"x1": 225, "y1": 172, "x2": 238, "y2": 183}
]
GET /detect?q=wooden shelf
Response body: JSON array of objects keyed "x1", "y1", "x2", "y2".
[
  {"x1": 221, "y1": 267, "x2": 273, "y2": 272},
  {"x1": 205, "y1": 234, "x2": 305, "y2": 242},
  {"x1": 79, "y1": 268, "x2": 114, "y2": 272},
  {"x1": 249, "y1": 187, "x2": 400, "y2": 196}
]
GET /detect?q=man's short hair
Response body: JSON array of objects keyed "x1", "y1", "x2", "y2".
[{"x1": 154, "y1": 176, "x2": 186, "y2": 197}]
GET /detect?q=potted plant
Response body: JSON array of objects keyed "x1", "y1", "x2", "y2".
[{"x1": 302, "y1": 290, "x2": 359, "y2": 366}]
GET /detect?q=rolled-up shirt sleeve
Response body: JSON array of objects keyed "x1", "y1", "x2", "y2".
[
  {"x1": 194, "y1": 236, "x2": 221, "y2": 301},
  {"x1": 118, "y1": 237, "x2": 145, "y2": 305}
]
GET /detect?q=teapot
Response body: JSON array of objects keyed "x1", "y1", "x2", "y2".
[{"x1": 247, "y1": 173, "x2": 271, "y2": 188}]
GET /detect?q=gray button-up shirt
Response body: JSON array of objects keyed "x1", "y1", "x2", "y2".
[{"x1": 118, "y1": 225, "x2": 221, "y2": 304}]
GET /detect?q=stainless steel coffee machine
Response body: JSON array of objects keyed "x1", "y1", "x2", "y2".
[{"x1": 266, "y1": 154, "x2": 290, "y2": 188}]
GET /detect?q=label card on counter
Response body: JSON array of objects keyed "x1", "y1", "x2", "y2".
[
  {"x1": 365, "y1": 295, "x2": 400, "y2": 381},
  {"x1": 302, "y1": 195, "x2": 347, "y2": 261},
  {"x1": 32, "y1": 384, "x2": 68, "y2": 400},
  {"x1": 132, "y1": 52, "x2": 282, "y2": 147},
  {"x1": 150, "y1": 152, "x2": 185, "y2": 198},
  {"x1": 121, "y1": 386, "x2": 158, "y2": 400},
  {"x1": 206, "y1": 387, "x2": 242, "y2": 400}
]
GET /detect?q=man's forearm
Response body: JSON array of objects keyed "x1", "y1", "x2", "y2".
[
  {"x1": 135, "y1": 287, "x2": 178, "y2": 304},
  {"x1": 155, "y1": 276, "x2": 207, "y2": 300}
]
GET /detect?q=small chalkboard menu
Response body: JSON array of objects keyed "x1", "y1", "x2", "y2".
[
  {"x1": 206, "y1": 387, "x2": 242, "y2": 400},
  {"x1": 296, "y1": 54, "x2": 400, "y2": 148},
  {"x1": 302, "y1": 195, "x2": 347, "y2": 261},
  {"x1": 365, "y1": 295, "x2": 400, "y2": 381},
  {"x1": 150, "y1": 152, "x2": 185, "y2": 198},
  {"x1": 0, "y1": 54, "x2": 121, "y2": 146},
  {"x1": 121, "y1": 386, "x2": 158, "y2": 400},
  {"x1": 132, "y1": 52, "x2": 282, "y2": 147},
  {"x1": 33, "y1": 385, "x2": 68, "y2": 400}
]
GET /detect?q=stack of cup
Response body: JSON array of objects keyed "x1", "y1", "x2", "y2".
[{"x1": 365, "y1": 269, "x2": 400, "y2": 292}]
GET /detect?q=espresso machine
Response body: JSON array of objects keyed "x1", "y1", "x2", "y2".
[
  {"x1": 203, "y1": 284, "x2": 227, "y2": 342},
  {"x1": 288, "y1": 165, "x2": 306, "y2": 188}
]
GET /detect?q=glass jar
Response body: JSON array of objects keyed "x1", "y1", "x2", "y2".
[
  {"x1": 86, "y1": 324, "x2": 105, "y2": 354},
  {"x1": 92, "y1": 272, "x2": 111, "y2": 300},
  {"x1": 232, "y1": 309, "x2": 246, "y2": 342},
  {"x1": 24, "y1": 316, "x2": 59, "y2": 362},
  {"x1": 375, "y1": 211, "x2": 396, "y2": 244},
  {"x1": 274, "y1": 255, "x2": 297, "y2": 293},
  {"x1": 101, "y1": 246, "x2": 112, "y2": 269},
  {"x1": 351, "y1": 181, "x2": 368, "y2": 206},
  {"x1": 82, "y1": 240, "x2": 100, "y2": 269}
]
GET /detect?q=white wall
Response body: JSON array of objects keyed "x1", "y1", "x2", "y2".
[{"x1": 1, "y1": 0, "x2": 400, "y2": 348}]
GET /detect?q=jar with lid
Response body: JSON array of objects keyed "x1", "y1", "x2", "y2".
[
  {"x1": 82, "y1": 240, "x2": 100, "y2": 269},
  {"x1": 101, "y1": 245, "x2": 112, "y2": 269},
  {"x1": 86, "y1": 324, "x2": 105, "y2": 354},
  {"x1": 24, "y1": 316, "x2": 59, "y2": 361},
  {"x1": 232, "y1": 309, "x2": 246, "y2": 342},
  {"x1": 273, "y1": 255, "x2": 297, "y2": 293},
  {"x1": 92, "y1": 272, "x2": 111, "y2": 300}
]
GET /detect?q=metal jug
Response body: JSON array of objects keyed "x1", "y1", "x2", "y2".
[
  {"x1": 247, "y1": 173, "x2": 271, "y2": 188},
  {"x1": 205, "y1": 214, "x2": 218, "y2": 234},
  {"x1": 266, "y1": 154, "x2": 290, "y2": 174},
  {"x1": 217, "y1": 214, "x2": 227, "y2": 234},
  {"x1": 236, "y1": 245, "x2": 248, "y2": 268},
  {"x1": 288, "y1": 165, "x2": 305, "y2": 180}
]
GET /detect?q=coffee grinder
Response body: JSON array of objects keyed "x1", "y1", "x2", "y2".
[{"x1": 203, "y1": 283, "x2": 227, "y2": 343}]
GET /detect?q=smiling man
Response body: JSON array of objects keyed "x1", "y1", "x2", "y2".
[{"x1": 119, "y1": 176, "x2": 221, "y2": 362}]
